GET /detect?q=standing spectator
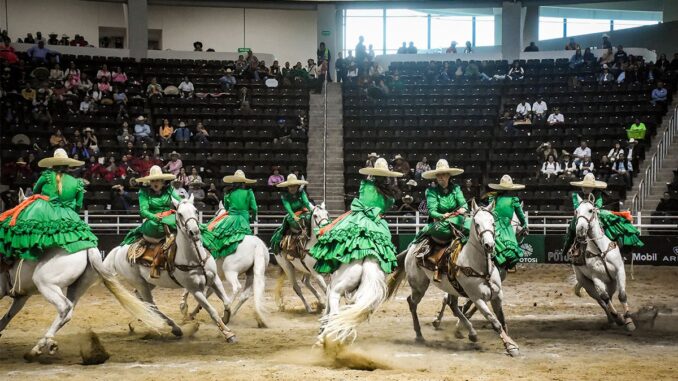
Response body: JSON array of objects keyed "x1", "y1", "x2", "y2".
[
  {"x1": 317, "y1": 42, "x2": 331, "y2": 81},
  {"x1": 268, "y1": 166, "x2": 284, "y2": 186},
  {"x1": 178, "y1": 76, "x2": 194, "y2": 98},
  {"x1": 335, "y1": 52, "x2": 347, "y2": 83},
  {"x1": 565, "y1": 37, "x2": 579, "y2": 51},
  {"x1": 578, "y1": 156, "x2": 595, "y2": 177},
  {"x1": 651, "y1": 81, "x2": 668, "y2": 106},
  {"x1": 463, "y1": 41, "x2": 473, "y2": 54},
  {"x1": 406, "y1": 42, "x2": 417, "y2": 54},
  {"x1": 367, "y1": 44, "x2": 375, "y2": 61},
  {"x1": 83, "y1": 127, "x2": 100, "y2": 155},
  {"x1": 110, "y1": 184, "x2": 132, "y2": 211},
  {"x1": 613, "y1": 45, "x2": 628, "y2": 67},
  {"x1": 601, "y1": 34, "x2": 612, "y2": 50},
  {"x1": 174, "y1": 121, "x2": 191, "y2": 143},
  {"x1": 26, "y1": 40, "x2": 60, "y2": 64},
  {"x1": 415, "y1": 157, "x2": 430, "y2": 180},
  {"x1": 532, "y1": 97, "x2": 548, "y2": 123},
  {"x1": 134, "y1": 115, "x2": 153, "y2": 144},
  {"x1": 355, "y1": 36, "x2": 366, "y2": 65},
  {"x1": 523, "y1": 42, "x2": 539, "y2": 52},
  {"x1": 546, "y1": 107, "x2": 565, "y2": 125},
  {"x1": 446, "y1": 41, "x2": 458, "y2": 54},
  {"x1": 194, "y1": 122, "x2": 209, "y2": 144},
  {"x1": 515, "y1": 100, "x2": 531, "y2": 119},
  {"x1": 541, "y1": 154, "x2": 560, "y2": 179},
  {"x1": 146, "y1": 77, "x2": 163, "y2": 98},
  {"x1": 626, "y1": 138, "x2": 640, "y2": 177},
  {"x1": 163, "y1": 151, "x2": 183, "y2": 176},
  {"x1": 159, "y1": 119, "x2": 174, "y2": 143},
  {"x1": 573, "y1": 140, "x2": 591, "y2": 166}
]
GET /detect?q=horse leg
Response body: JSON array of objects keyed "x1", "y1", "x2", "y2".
[
  {"x1": 473, "y1": 298, "x2": 520, "y2": 357},
  {"x1": 616, "y1": 267, "x2": 636, "y2": 331},
  {"x1": 187, "y1": 288, "x2": 213, "y2": 321},
  {"x1": 432, "y1": 294, "x2": 448, "y2": 330},
  {"x1": 207, "y1": 275, "x2": 234, "y2": 326},
  {"x1": 231, "y1": 273, "x2": 253, "y2": 316},
  {"x1": 490, "y1": 295, "x2": 508, "y2": 334},
  {"x1": 407, "y1": 272, "x2": 429, "y2": 343},
  {"x1": 28, "y1": 283, "x2": 74, "y2": 358},
  {"x1": 463, "y1": 299, "x2": 477, "y2": 319},
  {"x1": 318, "y1": 264, "x2": 362, "y2": 338},
  {"x1": 302, "y1": 275, "x2": 325, "y2": 312},
  {"x1": 179, "y1": 290, "x2": 190, "y2": 317},
  {"x1": 0, "y1": 295, "x2": 29, "y2": 335},
  {"x1": 136, "y1": 284, "x2": 183, "y2": 337},
  {"x1": 592, "y1": 277, "x2": 624, "y2": 326},
  {"x1": 188, "y1": 289, "x2": 237, "y2": 343},
  {"x1": 449, "y1": 295, "x2": 478, "y2": 342},
  {"x1": 221, "y1": 270, "x2": 242, "y2": 323},
  {"x1": 275, "y1": 256, "x2": 294, "y2": 311},
  {"x1": 289, "y1": 268, "x2": 313, "y2": 313}
]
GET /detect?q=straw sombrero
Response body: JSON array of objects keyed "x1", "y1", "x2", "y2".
[
  {"x1": 422, "y1": 159, "x2": 464, "y2": 179},
  {"x1": 367, "y1": 152, "x2": 378, "y2": 159},
  {"x1": 276, "y1": 173, "x2": 308, "y2": 188},
  {"x1": 223, "y1": 169, "x2": 256, "y2": 184},
  {"x1": 358, "y1": 158, "x2": 403, "y2": 177},
  {"x1": 489, "y1": 175, "x2": 525, "y2": 191},
  {"x1": 136, "y1": 165, "x2": 176, "y2": 183},
  {"x1": 570, "y1": 173, "x2": 607, "y2": 189},
  {"x1": 38, "y1": 148, "x2": 85, "y2": 168}
]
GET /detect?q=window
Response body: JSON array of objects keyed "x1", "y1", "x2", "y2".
[
  {"x1": 475, "y1": 16, "x2": 495, "y2": 47},
  {"x1": 344, "y1": 9, "x2": 384, "y2": 56},
  {"x1": 539, "y1": 17, "x2": 564, "y2": 40},
  {"x1": 613, "y1": 19, "x2": 659, "y2": 31},
  {"x1": 566, "y1": 18, "x2": 611, "y2": 37},
  {"x1": 385, "y1": 9, "x2": 428, "y2": 54},
  {"x1": 430, "y1": 16, "x2": 472, "y2": 51}
]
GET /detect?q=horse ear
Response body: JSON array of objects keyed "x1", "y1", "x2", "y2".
[
  {"x1": 172, "y1": 197, "x2": 180, "y2": 209},
  {"x1": 470, "y1": 198, "x2": 478, "y2": 212},
  {"x1": 218, "y1": 200, "x2": 224, "y2": 210},
  {"x1": 321, "y1": 201, "x2": 326, "y2": 209},
  {"x1": 187, "y1": 193, "x2": 195, "y2": 204},
  {"x1": 487, "y1": 198, "x2": 496, "y2": 211},
  {"x1": 575, "y1": 193, "x2": 583, "y2": 205},
  {"x1": 18, "y1": 188, "x2": 25, "y2": 201}
]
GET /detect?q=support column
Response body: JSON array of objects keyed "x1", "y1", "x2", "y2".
[
  {"x1": 127, "y1": 0, "x2": 148, "y2": 59},
  {"x1": 316, "y1": 3, "x2": 338, "y2": 79},
  {"x1": 523, "y1": 5, "x2": 539, "y2": 49},
  {"x1": 494, "y1": 7, "x2": 503, "y2": 47},
  {"x1": 501, "y1": 1, "x2": 522, "y2": 62}
]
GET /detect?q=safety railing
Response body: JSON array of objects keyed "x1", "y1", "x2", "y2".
[
  {"x1": 322, "y1": 69, "x2": 329, "y2": 202},
  {"x1": 632, "y1": 105, "x2": 678, "y2": 212}
]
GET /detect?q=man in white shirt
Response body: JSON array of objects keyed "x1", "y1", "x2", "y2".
[
  {"x1": 532, "y1": 97, "x2": 548, "y2": 124},
  {"x1": 178, "y1": 76, "x2": 194, "y2": 98},
  {"x1": 547, "y1": 107, "x2": 564, "y2": 126},
  {"x1": 572, "y1": 140, "x2": 591, "y2": 166},
  {"x1": 515, "y1": 100, "x2": 531, "y2": 119}
]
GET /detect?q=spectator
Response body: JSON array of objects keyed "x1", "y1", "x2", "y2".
[
  {"x1": 64, "y1": 61, "x2": 81, "y2": 81},
  {"x1": 111, "y1": 66, "x2": 127, "y2": 84},
  {"x1": 306, "y1": 59, "x2": 319, "y2": 79},
  {"x1": 117, "y1": 122, "x2": 134, "y2": 145},
  {"x1": 188, "y1": 166, "x2": 203, "y2": 184},
  {"x1": 355, "y1": 36, "x2": 367, "y2": 65},
  {"x1": 579, "y1": 156, "x2": 595, "y2": 177},
  {"x1": 188, "y1": 180, "x2": 205, "y2": 201},
  {"x1": 463, "y1": 41, "x2": 473, "y2": 54},
  {"x1": 164, "y1": 151, "x2": 183, "y2": 176},
  {"x1": 393, "y1": 154, "x2": 410, "y2": 176},
  {"x1": 500, "y1": 111, "x2": 518, "y2": 135},
  {"x1": 177, "y1": 76, "x2": 194, "y2": 98},
  {"x1": 541, "y1": 154, "x2": 561, "y2": 179},
  {"x1": 70, "y1": 141, "x2": 91, "y2": 160},
  {"x1": 569, "y1": 48, "x2": 584, "y2": 69},
  {"x1": 159, "y1": 119, "x2": 174, "y2": 143},
  {"x1": 268, "y1": 166, "x2": 284, "y2": 186},
  {"x1": 172, "y1": 180, "x2": 188, "y2": 199},
  {"x1": 397, "y1": 42, "x2": 407, "y2": 54},
  {"x1": 611, "y1": 153, "x2": 630, "y2": 188},
  {"x1": 133, "y1": 115, "x2": 153, "y2": 144},
  {"x1": 515, "y1": 100, "x2": 531, "y2": 119},
  {"x1": 146, "y1": 77, "x2": 163, "y2": 98},
  {"x1": 110, "y1": 184, "x2": 132, "y2": 211},
  {"x1": 78, "y1": 73, "x2": 92, "y2": 93},
  {"x1": 573, "y1": 140, "x2": 591, "y2": 166},
  {"x1": 460, "y1": 179, "x2": 477, "y2": 202},
  {"x1": 219, "y1": 68, "x2": 236, "y2": 90},
  {"x1": 546, "y1": 107, "x2": 564, "y2": 125},
  {"x1": 335, "y1": 52, "x2": 347, "y2": 83},
  {"x1": 601, "y1": 34, "x2": 612, "y2": 50},
  {"x1": 26, "y1": 40, "x2": 60, "y2": 64},
  {"x1": 367, "y1": 44, "x2": 375, "y2": 61},
  {"x1": 365, "y1": 152, "x2": 378, "y2": 168},
  {"x1": 598, "y1": 65, "x2": 615, "y2": 84},
  {"x1": 194, "y1": 122, "x2": 209, "y2": 144},
  {"x1": 464, "y1": 62, "x2": 491, "y2": 81},
  {"x1": 598, "y1": 155, "x2": 613, "y2": 181},
  {"x1": 205, "y1": 182, "x2": 221, "y2": 207},
  {"x1": 532, "y1": 97, "x2": 548, "y2": 123},
  {"x1": 193, "y1": 41, "x2": 203, "y2": 52},
  {"x1": 524, "y1": 42, "x2": 539, "y2": 52},
  {"x1": 599, "y1": 47, "x2": 615, "y2": 66},
  {"x1": 651, "y1": 81, "x2": 668, "y2": 106},
  {"x1": 657, "y1": 192, "x2": 678, "y2": 212},
  {"x1": 49, "y1": 129, "x2": 68, "y2": 148},
  {"x1": 626, "y1": 138, "x2": 640, "y2": 177},
  {"x1": 47, "y1": 33, "x2": 59, "y2": 45},
  {"x1": 446, "y1": 41, "x2": 458, "y2": 54},
  {"x1": 607, "y1": 141, "x2": 624, "y2": 163},
  {"x1": 21, "y1": 83, "x2": 36, "y2": 102},
  {"x1": 79, "y1": 95, "x2": 93, "y2": 113},
  {"x1": 614, "y1": 45, "x2": 628, "y2": 67},
  {"x1": 49, "y1": 63, "x2": 64, "y2": 82},
  {"x1": 113, "y1": 86, "x2": 128, "y2": 105},
  {"x1": 174, "y1": 121, "x2": 191, "y2": 143},
  {"x1": 368, "y1": 61, "x2": 384, "y2": 77},
  {"x1": 317, "y1": 42, "x2": 331, "y2": 78},
  {"x1": 97, "y1": 76, "x2": 112, "y2": 93},
  {"x1": 415, "y1": 157, "x2": 430, "y2": 180},
  {"x1": 565, "y1": 37, "x2": 580, "y2": 51},
  {"x1": 83, "y1": 127, "x2": 100, "y2": 155},
  {"x1": 559, "y1": 152, "x2": 577, "y2": 180},
  {"x1": 96, "y1": 64, "x2": 111, "y2": 81},
  {"x1": 0, "y1": 38, "x2": 18, "y2": 65},
  {"x1": 536, "y1": 142, "x2": 558, "y2": 162},
  {"x1": 406, "y1": 41, "x2": 417, "y2": 54},
  {"x1": 583, "y1": 47, "x2": 596, "y2": 63}
]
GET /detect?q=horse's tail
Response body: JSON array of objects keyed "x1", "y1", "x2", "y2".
[
  {"x1": 252, "y1": 238, "x2": 270, "y2": 328},
  {"x1": 385, "y1": 250, "x2": 408, "y2": 300},
  {"x1": 89, "y1": 248, "x2": 166, "y2": 331},
  {"x1": 319, "y1": 259, "x2": 386, "y2": 345}
]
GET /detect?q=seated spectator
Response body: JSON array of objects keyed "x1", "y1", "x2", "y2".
[
  {"x1": 97, "y1": 77, "x2": 112, "y2": 93},
  {"x1": 0, "y1": 38, "x2": 19, "y2": 64},
  {"x1": 368, "y1": 61, "x2": 384, "y2": 78},
  {"x1": 464, "y1": 62, "x2": 491, "y2": 81},
  {"x1": 460, "y1": 179, "x2": 477, "y2": 202},
  {"x1": 164, "y1": 151, "x2": 183, "y2": 176},
  {"x1": 21, "y1": 83, "x2": 37, "y2": 102},
  {"x1": 611, "y1": 153, "x2": 630, "y2": 188},
  {"x1": 406, "y1": 41, "x2": 417, "y2": 54},
  {"x1": 79, "y1": 95, "x2": 93, "y2": 113},
  {"x1": 159, "y1": 119, "x2": 174, "y2": 143},
  {"x1": 70, "y1": 141, "x2": 91, "y2": 160},
  {"x1": 188, "y1": 166, "x2": 203, "y2": 184},
  {"x1": 113, "y1": 86, "x2": 127, "y2": 105},
  {"x1": 64, "y1": 61, "x2": 81, "y2": 82},
  {"x1": 393, "y1": 154, "x2": 410, "y2": 176},
  {"x1": 26, "y1": 40, "x2": 60, "y2": 64},
  {"x1": 565, "y1": 37, "x2": 579, "y2": 51},
  {"x1": 49, "y1": 63, "x2": 64, "y2": 83},
  {"x1": 268, "y1": 166, "x2": 284, "y2": 186},
  {"x1": 599, "y1": 47, "x2": 614, "y2": 66},
  {"x1": 177, "y1": 76, "x2": 194, "y2": 98},
  {"x1": 582, "y1": 47, "x2": 596, "y2": 63},
  {"x1": 96, "y1": 64, "x2": 112, "y2": 81},
  {"x1": 78, "y1": 73, "x2": 92, "y2": 93},
  {"x1": 146, "y1": 77, "x2": 163, "y2": 98},
  {"x1": 578, "y1": 156, "x2": 595, "y2": 177},
  {"x1": 598, "y1": 65, "x2": 615, "y2": 84},
  {"x1": 111, "y1": 66, "x2": 127, "y2": 84},
  {"x1": 397, "y1": 42, "x2": 407, "y2": 54},
  {"x1": 346, "y1": 62, "x2": 359, "y2": 79},
  {"x1": 573, "y1": 140, "x2": 591, "y2": 166},
  {"x1": 651, "y1": 81, "x2": 668, "y2": 106},
  {"x1": 218, "y1": 68, "x2": 236, "y2": 90},
  {"x1": 174, "y1": 121, "x2": 191, "y2": 143},
  {"x1": 83, "y1": 127, "x2": 100, "y2": 155},
  {"x1": 559, "y1": 152, "x2": 577, "y2": 180},
  {"x1": 188, "y1": 180, "x2": 205, "y2": 201},
  {"x1": 507, "y1": 61, "x2": 525, "y2": 80},
  {"x1": 541, "y1": 154, "x2": 560, "y2": 179},
  {"x1": 500, "y1": 111, "x2": 519, "y2": 135},
  {"x1": 415, "y1": 157, "x2": 430, "y2": 180},
  {"x1": 524, "y1": 42, "x2": 539, "y2": 52},
  {"x1": 532, "y1": 97, "x2": 548, "y2": 123},
  {"x1": 536, "y1": 142, "x2": 558, "y2": 162},
  {"x1": 515, "y1": 100, "x2": 531, "y2": 119},
  {"x1": 657, "y1": 192, "x2": 678, "y2": 212},
  {"x1": 614, "y1": 45, "x2": 628, "y2": 67},
  {"x1": 133, "y1": 115, "x2": 153, "y2": 144},
  {"x1": 133, "y1": 153, "x2": 154, "y2": 176},
  {"x1": 546, "y1": 107, "x2": 564, "y2": 125},
  {"x1": 194, "y1": 122, "x2": 209, "y2": 144},
  {"x1": 117, "y1": 122, "x2": 134, "y2": 145},
  {"x1": 446, "y1": 41, "x2": 458, "y2": 54},
  {"x1": 607, "y1": 141, "x2": 624, "y2": 164},
  {"x1": 598, "y1": 155, "x2": 612, "y2": 181},
  {"x1": 50, "y1": 129, "x2": 68, "y2": 148},
  {"x1": 569, "y1": 48, "x2": 584, "y2": 69},
  {"x1": 270, "y1": 60, "x2": 281, "y2": 78},
  {"x1": 110, "y1": 184, "x2": 133, "y2": 211},
  {"x1": 205, "y1": 182, "x2": 221, "y2": 207},
  {"x1": 306, "y1": 59, "x2": 319, "y2": 79},
  {"x1": 463, "y1": 41, "x2": 473, "y2": 54}
]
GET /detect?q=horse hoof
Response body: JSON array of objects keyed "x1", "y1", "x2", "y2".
[
  {"x1": 415, "y1": 336, "x2": 426, "y2": 344},
  {"x1": 256, "y1": 319, "x2": 268, "y2": 329},
  {"x1": 506, "y1": 346, "x2": 520, "y2": 357},
  {"x1": 454, "y1": 330, "x2": 464, "y2": 339},
  {"x1": 179, "y1": 303, "x2": 188, "y2": 317},
  {"x1": 226, "y1": 335, "x2": 238, "y2": 344},
  {"x1": 47, "y1": 340, "x2": 59, "y2": 355},
  {"x1": 171, "y1": 327, "x2": 184, "y2": 337},
  {"x1": 625, "y1": 319, "x2": 637, "y2": 332},
  {"x1": 432, "y1": 319, "x2": 441, "y2": 330},
  {"x1": 468, "y1": 334, "x2": 478, "y2": 343}
]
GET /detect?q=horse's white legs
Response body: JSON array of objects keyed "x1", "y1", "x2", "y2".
[
  {"x1": 29, "y1": 282, "x2": 74, "y2": 357},
  {"x1": 0, "y1": 295, "x2": 29, "y2": 334},
  {"x1": 209, "y1": 275, "x2": 234, "y2": 326},
  {"x1": 135, "y1": 283, "x2": 184, "y2": 337},
  {"x1": 449, "y1": 295, "x2": 478, "y2": 342},
  {"x1": 302, "y1": 275, "x2": 325, "y2": 311},
  {"x1": 188, "y1": 288, "x2": 237, "y2": 343},
  {"x1": 180, "y1": 291, "x2": 190, "y2": 317},
  {"x1": 231, "y1": 274, "x2": 253, "y2": 316},
  {"x1": 592, "y1": 277, "x2": 625, "y2": 326},
  {"x1": 473, "y1": 298, "x2": 520, "y2": 356},
  {"x1": 615, "y1": 267, "x2": 635, "y2": 331},
  {"x1": 406, "y1": 269, "x2": 430, "y2": 343},
  {"x1": 319, "y1": 262, "x2": 363, "y2": 340}
]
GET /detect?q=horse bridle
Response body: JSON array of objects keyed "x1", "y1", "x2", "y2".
[
  {"x1": 471, "y1": 208, "x2": 496, "y2": 255},
  {"x1": 173, "y1": 204, "x2": 209, "y2": 279},
  {"x1": 574, "y1": 201, "x2": 604, "y2": 242}
]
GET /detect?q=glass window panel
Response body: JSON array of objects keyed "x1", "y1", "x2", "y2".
[
  {"x1": 385, "y1": 14, "x2": 428, "y2": 54},
  {"x1": 345, "y1": 14, "x2": 384, "y2": 55},
  {"x1": 430, "y1": 16, "x2": 473, "y2": 51},
  {"x1": 566, "y1": 18, "x2": 610, "y2": 37},
  {"x1": 539, "y1": 17, "x2": 564, "y2": 40},
  {"x1": 346, "y1": 9, "x2": 383, "y2": 17},
  {"x1": 386, "y1": 9, "x2": 428, "y2": 17},
  {"x1": 475, "y1": 16, "x2": 495, "y2": 47},
  {"x1": 613, "y1": 19, "x2": 659, "y2": 31}
]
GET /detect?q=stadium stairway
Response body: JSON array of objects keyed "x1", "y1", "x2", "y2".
[{"x1": 306, "y1": 82, "x2": 345, "y2": 213}]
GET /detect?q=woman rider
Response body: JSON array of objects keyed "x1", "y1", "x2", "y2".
[
  {"x1": 310, "y1": 158, "x2": 402, "y2": 274},
  {"x1": 203, "y1": 170, "x2": 257, "y2": 259},
  {"x1": 270, "y1": 173, "x2": 312, "y2": 259},
  {"x1": 0, "y1": 148, "x2": 98, "y2": 261},
  {"x1": 412, "y1": 159, "x2": 467, "y2": 282},
  {"x1": 487, "y1": 175, "x2": 528, "y2": 269},
  {"x1": 563, "y1": 173, "x2": 643, "y2": 256}
]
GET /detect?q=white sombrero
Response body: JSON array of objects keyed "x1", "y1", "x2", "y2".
[
  {"x1": 38, "y1": 148, "x2": 85, "y2": 168},
  {"x1": 358, "y1": 158, "x2": 403, "y2": 177},
  {"x1": 136, "y1": 165, "x2": 176, "y2": 183},
  {"x1": 422, "y1": 159, "x2": 464, "y2": 180},
  {"x1": 276, "y1": 173, "x2": 308, "y2": 188},
  {"x1": 223, "y1": 169, "x2": 256, "y2": 184},
  {"x1": 570, "y1": 173, "x2": 607, "y2": 189},
  {"x1": 489, "y1": 175, "x2": 525, "y2": 191}
]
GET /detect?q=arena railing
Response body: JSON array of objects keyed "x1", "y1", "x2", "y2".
[{"x1": 632, "y1": 105, "x2": 678, "y2": 212}]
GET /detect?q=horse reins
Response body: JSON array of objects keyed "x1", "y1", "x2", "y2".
[{"x1": 170, "y1": 211, "x2": 209, "y2": 286}]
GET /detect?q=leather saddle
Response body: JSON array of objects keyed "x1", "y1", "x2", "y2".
[
  {"x1": 415, "y1": 237, "x2": 462, "y2": 283},
  {"x1": 127, "y1": 234, "x2": 177, "y2": 278},
  {"x1": 282, "y1": 232, "x2": 309, "y2": 261}
]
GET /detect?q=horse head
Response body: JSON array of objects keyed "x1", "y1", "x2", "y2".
[
  {"x1": 311, "y1": 201, "x2": 330, "y2": 230},
  {"x1": 172, "y1": 194, "x2": 202, "y2": 242},
  {"x1": 470, "y1": 199, "x2": 496, "y2": 255},
  {"x1": 574, "y1": 193, "x2": 598, "y2": 241}
]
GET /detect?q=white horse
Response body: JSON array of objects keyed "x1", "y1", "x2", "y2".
[
  {"x1": 274, "y1": 203, "x2": 330, "y2": 313},
  {"x1": 180, "y1": 201, "x2": 270, "y2": 328},
  {"x1": 0, "y1": 189, "x2": 165, "y2": 359},
  {"x1": 571, "y1": 195, "x2": 635, "y2": 331},
  {"x1": 105, "y1": 195, "x2": 238, "y2": 342},
  {"x1": 387, "y1": 200, "x2": 520, "y2": 356}
]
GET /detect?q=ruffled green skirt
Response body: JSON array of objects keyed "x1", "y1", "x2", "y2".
[
  {"x1": 0, "y1": 199, "x2": 98, "y2": 260},
  {"x1": 121, "y1": 213, "x2": 177, "y2": 245},
  {"x1": 270, "y1": 212, "x2": 310, "y2": 254},
  {"x1": 563, "y1": 210, "x2": 644, "y2": 251},
  {"x1": 202, "y1": 210, "x2": 252, "y2": 259},
  {"x1": 493, "y1": 216, "x2": 522, "y2": 268},
  {"x1": 310, "y1": 199, "x2": 397, "y2": 274}
]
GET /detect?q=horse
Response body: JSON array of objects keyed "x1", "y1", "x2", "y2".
[
  {"x1": 0, "y1": 189, "x2": 165, "y2": 359},
  {"x1": 104, "y1": 194, "x2": 238, "y2": 342},
  {"x1": 273, "y1": 202, "x2": 330, "y2": 314},
  {"x1": 387, "y1": 200, "x2": 520, "y2": 357},
  {"x1": 570, "y1": 194, "x2": 635, "y2": 331},
  {"x1": 179, "y1": 201, "x2": 270, "y2": 328}
]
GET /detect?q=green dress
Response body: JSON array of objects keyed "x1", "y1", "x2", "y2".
[
  {"x1": 490, "y1": 194, "x2": 527, "y2": 268},
  {"x1": 310, "y1": 180, "x2": 398, "y2": 274},
  {"x1": 122, "y1": 186, "x2": 182, "y2": 244},
  {"x1": 269, "y1": 190, "x2": 312, "y2": 254},
  {"x1": 415, "y1": 184, "x2": 470, "y2": 243},
  {"x1": 0, "y1": 170, "x2": 98, "y2": 260},
  {"x1": 203, "y1": 188, "x2": 257, "y2": 259},
  {"x1": 563, "y1": 192, "x2": 644, "y2": 253}
]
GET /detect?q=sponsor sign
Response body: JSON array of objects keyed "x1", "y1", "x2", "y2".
[
  {"x1": 518, "y1": 235, "x2": 545, "y2": 263},
  {"x1": 321, "y1": 30, "x2": 331, "y2": 36},
  {"x1": 238, "y1": 48, "x2": 251, "y2": 53}
]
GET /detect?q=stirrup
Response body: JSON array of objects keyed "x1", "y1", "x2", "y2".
[
  {"x1": 162, "y1": 234, "x2": 175, "y2": 251},
  {"x1": 433, "y1": 267, "x2": 442, "y2": 283}
]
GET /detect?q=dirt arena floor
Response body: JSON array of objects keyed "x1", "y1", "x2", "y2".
[{"x1": 1, "y1": 264, "x2": 678, "y2": 380}]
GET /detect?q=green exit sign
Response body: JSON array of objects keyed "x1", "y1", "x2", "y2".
[
  {"x1": 238, "y1": 48, "x2": 251, "y2": 53},
  {"x1": 321, "y1": 30, "x2": 331, "y2": 36}
]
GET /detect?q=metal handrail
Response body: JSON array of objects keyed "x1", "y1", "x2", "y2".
[
  {"x1": 632, "y1": 106, "x2": 678, "y2": 212},
  {"x1": 322, "y1": 70, "x2": 328, "y2": 202}
]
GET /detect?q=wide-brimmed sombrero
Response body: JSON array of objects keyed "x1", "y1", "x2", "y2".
[
  {"x1": 38, "y1": 148, "x2": 85, "y2": 168},
  {"x1": 276, "y1": 173, "x2": 308, "y2": 188},
  {"x1": 359, "y1": 158, "x2": 403, "y2": 177},
  {"x1": 136, "y1": 165, "x2": 176, "y2": 183},
  {"x1": 489, "y1": 175, "x2": 525, "y2": 190},
  {"x1": 422, "y1": 159, "x2": 464, "y2": 179},
  {"x1": 570, "y1": 173, "x2": 607, "y2": 189},
  {"x1": 223, "y1": 169, "x2": 256, "y2": 184}
]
